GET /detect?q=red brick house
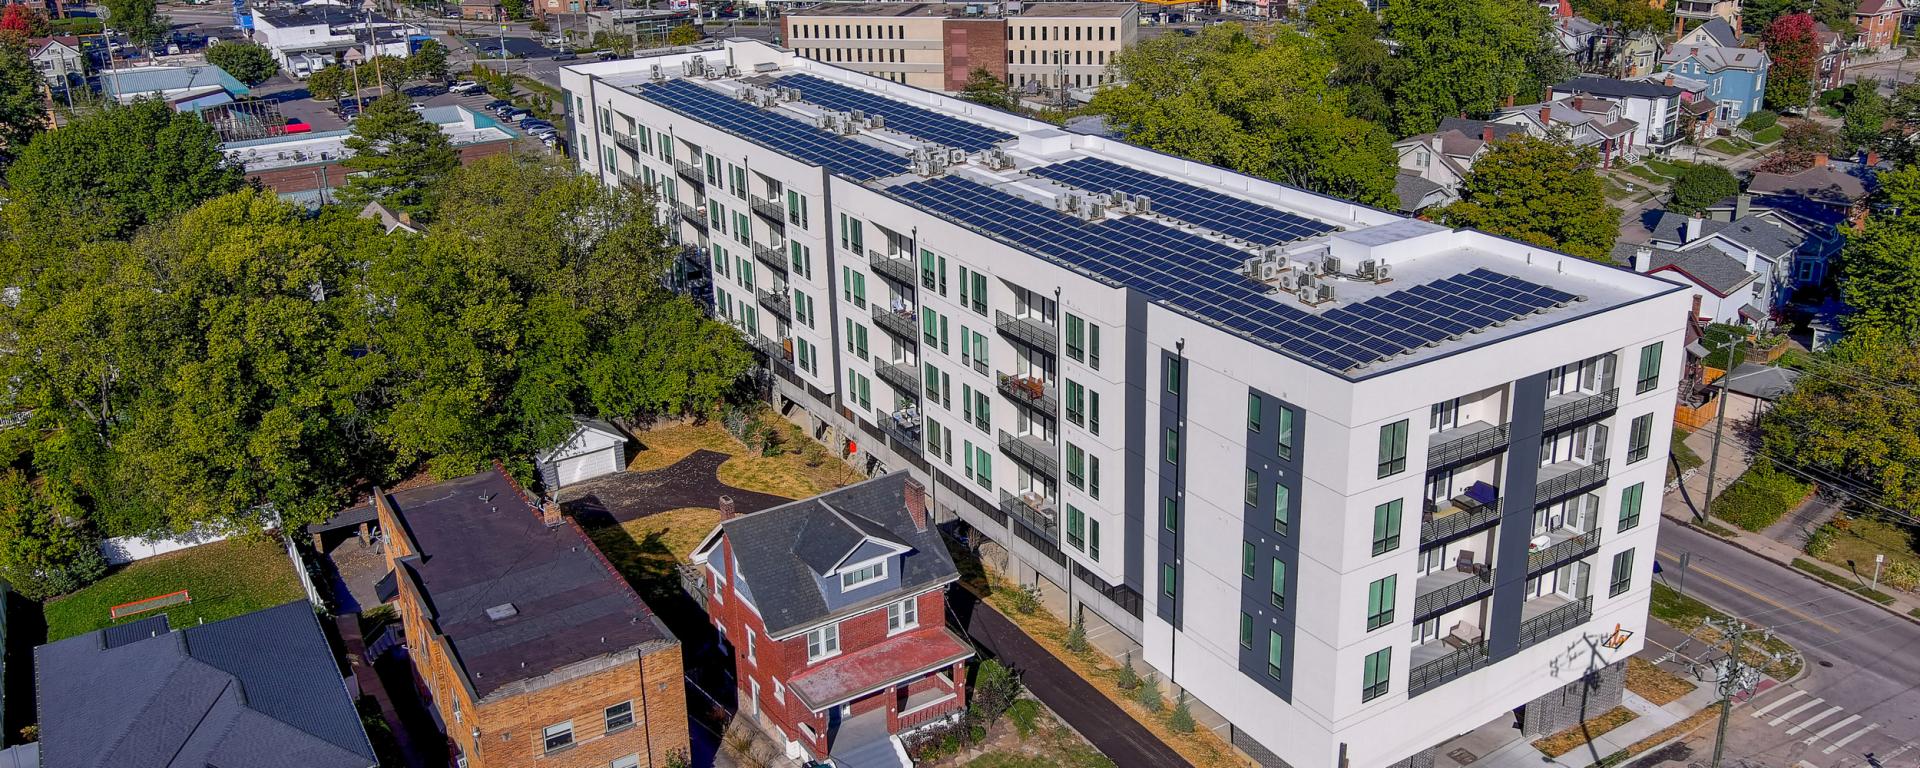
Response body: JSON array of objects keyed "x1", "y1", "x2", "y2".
[
  {"x1": 1854, "y1": 0, "x2": 1903, "y2": 50},
  {"x1": 691, "y1": 474, "x2": 972, "y2": 767}
]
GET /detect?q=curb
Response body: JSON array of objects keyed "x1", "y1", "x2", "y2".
[{"x1": 1674, "y1": 516, "x2": 1920, "y2": 631}]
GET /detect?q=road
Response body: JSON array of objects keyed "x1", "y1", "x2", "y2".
[{"x1": 1651, "y1": 520, "x2": 1920, "y2": 767}]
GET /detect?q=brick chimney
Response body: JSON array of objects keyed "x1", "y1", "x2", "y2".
[
  {"x1": 1813, "y1": 152, "x2": 1829, "y2": 168},
  {"x1": 904, "y1": 478, "x2": 928, "y2": 532},
  {"x1": 1664, "y1": 74, "x2": 1675, "y2": 86},
  {"x1": 1481, "y1": 125, "x2": 1495, "y2": 143},
  {"x1": 1866, "y1": 149, "x2": 1880, "y2": 166},
  {"x1": 542, "y1": 497, "x2": 564, "y2": 528},
  {"x1": 1540, "y1": 104, "x2": 1553, "y2": 124},
  {"x1": 1572, "y1": 96, "x2": 1586, "y2": 112},
  {"x1": 718, "y1": 494, "x2": 737, "y2": 520}
]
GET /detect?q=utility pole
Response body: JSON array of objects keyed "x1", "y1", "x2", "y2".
[
  {"x1": 1707, "y1": 617, "x2": 1773, "y2": 768},
  {"x1": 1697, "y1": 334, "x2": 1741, "y2": 522}
]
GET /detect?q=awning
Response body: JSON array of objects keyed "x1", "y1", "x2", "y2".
[
  {"x1": 1720, "y1": 362, "x2": 1802, "y2": 400},
  {"x1": 1739, "y1": 303, "x2": 1767, "y2": 323}
]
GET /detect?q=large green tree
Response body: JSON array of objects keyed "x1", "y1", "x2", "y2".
[
  {"x1": 409, "y1": 39, "x2": 451, "y2": 83},
  {"x1": 1437, "y1": 134, "x2": 1617, "y2": 261},
  {"x1": 1305, "y1": 0, "x2": 1396, "y2": 125},
  {"x1": 339, "y1": 92, "x2": 459, "y2": 219},
  {"x1": 1761, "y1": 327, "x2": 1920, "y2": 514},
  {"x1": 958, "y1": 66, "x2": 1014, "y2": 111},
  {"x1": 1838, "y1": 165, "x2": 1920, "y2": 336},
  {"x1": 306, "y1": 64, "x2": 353, "y2": 101},
  {"x1": 99, "y1": 0, "x2": 164, "y2": 44},
  {"x1": 1089, "y1": 24, "x2": 1398, "y2": 207},
  {"x1": 1384, "y1": 0, "x2": 1571, "y2": 135},
  {"x1": 0, "y1": 40, "x2": 45, "y2": 158},
  {"x1": 1668, "y1": 162, "x2": 1738, "y2": 215},
  {"x1": 205, "y1": 41, "x2": 278, "y2": 86},
  {"x1": 0, "y1": 472, "x2": 108, "y2": 600}
]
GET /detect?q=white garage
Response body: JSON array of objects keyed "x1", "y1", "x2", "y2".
[{"x1": 535, "y1": 417, "x2": 629, "y2": 489}]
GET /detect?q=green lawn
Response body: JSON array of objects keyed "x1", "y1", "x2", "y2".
[
  {"x1": 1649, "y1": 583, "x2": 1802, "y2": 679},
  {"x1": 1810, "y1": 516, "x2": 1919, "y2": 593},
  {"x1": 1644, "y1": 159, "x2": 1688, "y2": 178},
  {"x1": 1623, "y1": 165, "x2": 1669, "y2": 184},
  {"x1": 1705, "y1": 139, "x2": 1743, "y2": 155},
  {"x1": 1752, "y1": 125, "x2": 1784, "y2": 144},
  {"x1": 44, "y1": 536, "x2": 305, "y2": 641}
]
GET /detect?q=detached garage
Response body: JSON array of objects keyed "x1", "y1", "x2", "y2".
[{"x1": 536, "y1": 417, "x2": 630, "y2": 489}]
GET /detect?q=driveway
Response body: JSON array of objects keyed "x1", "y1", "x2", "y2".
[{"x1": 558, "y1": 449, "x2": 792, "y2": 526}]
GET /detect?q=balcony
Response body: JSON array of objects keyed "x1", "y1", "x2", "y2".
[
  {"x1": 1413, "y1": 566, "x2": 1495, "y2": 621},
  {"x1": 748, "y1": 335, "x2": 794, "y2": 367},
  {"x1": 999, "y1": 490, "x2": 1060, "y2": 543},
  {"x1": 750, "y1": 195, "x2": 786, "y2": 227},
  {"x1": 1517, "y1": 595, "x2": 1594, "y2": 653},
  {"x1": 753, "y1": 244, "x2": 789, "y2": 275},
  {"x1": 674, "y1": 161, "x2": 705, "y2": 190},
  {"x1": 873, "y1": 306, "x2": 919, "y2": 341},
  {"x1": 879, "y1": 406, "x2": 922, "y2": 453},
  {"x1": 1527, "y1": 527, "x2": 1602, "y2": 575},
  {"x1": 616, "y1": 170, "x2": 642, "y2": 190},
  {"x1": 673, "y1": 202, "x2": 708, "y2": 230},
  {"x1": 996, "y1": 372, "x2": 1057, "y2": 414},
  {"x1": 995, "y1": 310, "x2": 1057, "y2": 355},
  {"x1": 875, "y1": 361, "x2": 922, "y2": 396},
  {"x1": 1409, "y1": 639, "x2": 1488, "y2": 697},
  {"x1": 997, "y1": 430, "x2": 1059, "y2": 479},
  {"x1": 1541, "y1": 389, "x2": 1618, "y2": 434},
  {"x1": 1421, "y1": 491, "x2": 1502, "y2": 550},
  {"x1": 613, "y1": 133, "x2": 638, "y2": 153},
  {"x1": 870, "y1": 253, "x2": 918, "y2": 286},
  {"x1": 1673, "y1": 0, "x2": 1720, "y2": 17},
  {"x1": 1427, "y1": 421, "x2": 1508, "y2": 469},
  {"x1": 756, "y1": 288, "x2": 791, "y2": 321},
  {"x1": 1535, "y1": 459, "x2": 1609, "y2": 506}
]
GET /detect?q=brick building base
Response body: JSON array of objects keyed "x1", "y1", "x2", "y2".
[{"x1": 1518, "y1": 660, "x2": 1627, "y2": 737}]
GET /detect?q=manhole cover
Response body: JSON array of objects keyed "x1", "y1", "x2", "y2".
[
  {"x1": 1819, "y1": 660, "x2": 1834, "y2": 667},
  {"x1": 1447, "y1": 748, "x2": 1478, "y2": 764}
]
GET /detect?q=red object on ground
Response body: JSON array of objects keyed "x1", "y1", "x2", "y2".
[
  {"x1": 281, "y1": 119, "x2": 311, "y2": 134},
  {"x1": 109, "y1": 589, "x2": 192, "y2": 619}
]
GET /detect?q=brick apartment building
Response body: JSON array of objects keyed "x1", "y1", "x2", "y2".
[
  {"x1": 375, "y1": 468, "x2": 689, "y2": 768},
  {"x1": 779, "y1": 2, "x2": 1136, "y2": 93},
  {"x1": 691, "y1": 474, "x2": 972, "y2": 766}
]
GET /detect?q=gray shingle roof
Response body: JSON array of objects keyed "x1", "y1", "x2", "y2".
[
  {"x1": 1393, "y1": 173, "x2": 1448, "y2": 213},
  {"x1": 1690, "y1": 18, "x2": 1741, "y2": 47},
  {"x1": 35, "y1": 601, "x2": 377, "y2": 768},
  {"x1": 1633, "y1": 242, "x2": 1757, "y2": 295},
  {"x1": 1554, "y1": 75, "x2": 1684, "y2": 100},
  {"x1": 718, "y1": 474, "x2": 958, "y2": 638},
  {"x1": 1646, "y1": 210, "x2": 1728, "y2": 244},
  {"x1": 1713, "y1": 216, "x2": 1806, "y2": 257},
  {"x1": 1663, "y1": 44, "x2": 1768, "y2": 71},
  {"x1": 1747, "y1": 164, "x2": 1872, "y2": 207}
]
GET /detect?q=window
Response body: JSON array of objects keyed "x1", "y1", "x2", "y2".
[
  {"x1": 1627, "y1": 414, "x2": 1653, "y2": 463},
  {"x1": 1240, "y1": 612, "x2": 1254, "y2": 648},
  {"x1": 887, "y1": 597, "x2": 919, "y2": 632},
  {"x1": 839, "y1": 213, "x2": 863, "y2": 253},
  {"x1": 1276, "y1": 408, "x2": 1294, "y2": 460},
  {"x1": 1270, "y1": 558, "x2": 1286, "y2": 608},
  {"x1": 1248, "y1": 393, "x2": 1263, "y2": 432},
  {"x1": 604, "y1": 701, "x2": 634, "y2": 733},
  {"x1": 1162, "y1": 497, "x2": 1178, "y2": 532},
  {"x1": 1087, "y1": 323, "x2": 1100, "y2": 369},
  {"x1": 1160, "y1": 563, "x2": 1176, "y2": 597},
  {"x1": 1371, "y1": 500, "x2": 1403, "y2": 556},
  {"x1": 806, "y1": 624, "x2": 841, "y2": 661},
  {"x1": 1065, "y1": 314, "x2": 1086, "y2": 362},
  {"x1": 1361, "y1": 648, "x2": 1392, "y2": 702},
  {"x1": 1165, "y1": 361, "x2": 1181, "y2": 395},
  {"x1": 1089, "y1": 518, "x2": 1101, "y2": 561},
  {"x1": 1164, "y1": 428, "x2": 1180, "y2": 464},
  {"x1": 841, "y1": 560, "x2": 886, "y2": 589},
  {"x1": 1242, "y1": 541, "x2": 1255, "y2": 579},
  {"x1": 1088, "y1": 389, "x2": 1100, "y2": 435},
  {"x1": 790, "y1": 241, "x2": 812, "y2": 279},
  {"x1": 1067, "y1": 504, "x2": 1085, "y2": 550},
  {"x1": 1245, "y1": 469, "x2": 1260, "y2": 506},
  {"x1": 1636, "y1": 342, "x2": 1663, "y2": 394},
  {"x1": 745, "y1": 628, "x2": 756, "y2": 663},
  {"x1": 1274, "y1": 485, "x2": 1290, "y2": 535},
  {"x1": 787, "y1": 190, "x2": 809, "y2": 228},
  {"x1": 1366, "y1": 575, "x2": 1396, "y2": 630},
  {"x1": 1065, "y1": 380, "x2": 1085, "y2": 427},
  {"x1": 1377, "y1": 420, "x2": 1409, "y2": 477},
  {"x1": 1088, "y1": 454, "x2": 1100, "y2": 499},
  {"x1": 920, "y1": 248, "x2": 946, "y2": 294},
  {"x1": 1610, "y1": 549, "x2": 1635, "y2": 596},
  {"x1": 542, "y1": 721, "x2": 575, "y2": 753},
  {"x1": 1267, "y1": 631, "x2": 1285, "y2": 679},
  {"x1": 958, "y1": 267, "x2": 986, "y2": 314},
  {"x1": 612, "y1": 755, "x2": 641, "y2": 768},
  {"x1": 1619, "y1": 483, "x2": 1644, "y2": 531}
]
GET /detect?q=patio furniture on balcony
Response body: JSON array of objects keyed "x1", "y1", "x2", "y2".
[
  {"x1": 1414, "y1": 565, "x2": 1496, "y2": 621},
  {"x1": 756, "y1": 288, "x2": 791, "y2": 320},
  {"x1": 998, "y1": 490, "x2": 1059, "y2": 542},
  {"x1": 996, "y1": 372, "x2": 1057, "y2": 414},
  {"x1": 673, "y1": 202, "x2": 708, "y2": 230},
  {"x1": 873, "y1": 306, "x2": 919, "y2": 341},
  {"x1": 1527, "y1": 527, "x2": 1602, "y2": 574},
  {"x1": 1421, "y1": 483, "x2": 1503, "y2": 549},
  {"x1": 880, "y1": 406, "x2": 922, "y2": 452}
]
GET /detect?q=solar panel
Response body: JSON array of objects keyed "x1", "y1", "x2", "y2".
[
  {"x1": 887, "y1": 176, "x2": 1578, "y2": 374},
  {"x1": 1028, "y1": 157, "x2": 1339, "y2": 246},
  {"x1": 776, "y1": 74, "x2": 1015, "y2": 153},
  {"x1": 634, "y1": 80, "x2": 909, "y2": 180}
]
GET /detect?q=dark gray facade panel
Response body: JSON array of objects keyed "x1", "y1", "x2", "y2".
[
  {"x1": 1239, "y1": 389, "x2": 1302, "y2": 701},
  {"x1": 1489, "y1": 370, "x2": 1548, "y2": 661},
  {"x1": 1154, "y1": 351, "x2": 1185, "y2": 628},
  {"x1": 1123, "y1": 294, "x2": 1149, "y2": 594}
]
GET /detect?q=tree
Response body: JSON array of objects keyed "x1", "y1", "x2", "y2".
[
  {"x1": 958, "y1": 66, "x2": 1014, "y2": 111},
  {"x1": 1743, "y1": 0, "x2": 1800, "y2": 31},
  {"x1": 1305, "y1": 0, "x2": 1396, "y2": 125},
  {"x1": 205, "y1": 41, "x2": 279, "y2": 86},
  {"x1": 1668, "y1": 162, "x2": 1739, "y2": 214},
  {"x1": 1090, "y1": 24, "x2": 1398, "y2": 207},
  {"x1": 0, "y1": 4, "x2": 44, "y2": 36},
  {"x1": 365, "y1": 55, "x2": 411, "y2": 92},
  {"x1": 409, "y1": 39, "x2": 450, "y2": 83},
  {"x1": 306, "y1": 64, "x2": 354, "y2": 101},
  {"x1": 99, "y1": 0, "x2": 165, "y2": 44},
  {"x1": 1755, "y1": 120, "x2": 1845, "y2": 172},
  {"x1": 1572, "y1": 0, "x2": 1671, "y2": 34},
  {"x1": 1760, "y1": 327, "x2": 1920, "y2": 514},
  {"x1": 1385, "y1": 0, "x2": 1572, "y2": 135},
  {"x1": 1168, "y1": 692, "x2": 1196, "y2": 733},
  {"x1": 666, "y1": 22, "x2": 702, "y2": 47},
  {"x1": 592, "y1": 31, "x2": 635, "y2": 57},
  {"x1": 0, "y1": 40, "x2": 46, "y2": 158},
  {"x1": 1837, "y1": 165, "x2": 1920, "y2": 335},
  {"x1": 1811, "y1": 0, "x2": 1856, "y2": 37},
  {"x1": 0, "y1": 472, "x2": 108, "y2": 600},
  {"x1": 1437, "y1": 134, "x2": 1617, "y2": 261},
  {"x1": 500, "y1": 0, "x2": 527, "y2": 19},
  {"x1": 1763, "y1": 13, "x2": 1820, "y2": 112},
  {"x1": 339, "y1": 92, "x2": 459, "y2": 218},
  {"x1": 1841, "y1": 81, "x2": 1890, "y2": 153}
]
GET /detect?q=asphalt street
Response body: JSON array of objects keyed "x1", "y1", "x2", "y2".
[{"x1": 1653, "y1": 520, "x2": 1920, "y2": 767}]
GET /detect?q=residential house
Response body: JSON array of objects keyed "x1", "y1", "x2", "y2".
[
  {"x1": 1661, "y1": 43, "x2": 1770, "y2": 122},
  {"x1": 1552, "y1": 75, "x2": 1686, "y2": 153},
  {"x1": 1629, "y1": 70, "x2": 1718, "y2": 140},
  {"x1": 99, "y1": 64, "x2": 251, "y2": 111},
  {"x1": 1854, "y1": 0, "x2": 1903, "y2": 50},
  {"x1": 1741, "y1": 153, "x2": 1876, "y2": 230},
  {"x1": 1676, "y1": 17, "x2": 1742, "y2": 47},
  {"x1": 25, "y1": 36, "x2": 84, "y2": 85},
  {"x1": 375, "y1": 468, "x2": 689, "y2": 768},
  {"x1": 1668, "y1": 0, "x2": 1741, "y2": 31},
  {"x1": 33, "y1": 601, "x2": 379, "y2": 768},
  {"x1": 1814, "y1": 21, "x2": 1851, "y2": 91},
  {"x1": 1555, "y1": 18, "x2": 1663, "y2": 77},
  {"x1": 1627, "y1": 209, "x2": 1827, "y2": 325},
  {"x1": 1492, "y1": 93, "x2": 1641, "y2": 166},
  {"x1": 1390, "y1": 118, "x2": 1528, "y2": 212},
  {"x1": 690, "y1": 474, "x2": 971, "y2": 766}
]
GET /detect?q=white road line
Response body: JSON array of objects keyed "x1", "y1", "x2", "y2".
[
  {"x1": 1751, "y1": 689, "x2": 1808, "y2": 718},
  {"x1": 1802, "y1": 714, "x2": 1860, "y2": 745},
  {"x1": 1822, "y1": 723, "x2": 1882, "y2": 755},
  {"x1": 1769, "y1": 698, "x2": 1826, "y2": 727},
  {"x1": 1786, "y1": 706, "x2": 1844, "y2": 735}
]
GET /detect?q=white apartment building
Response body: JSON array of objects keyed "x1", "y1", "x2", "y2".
[{"x1": 560, "y1": 41, "x2": 1688, "y2": 768}]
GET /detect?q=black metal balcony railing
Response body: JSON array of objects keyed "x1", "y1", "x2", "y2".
[
  {"x1": 1414, "y1": 568, "x2": 1495, "y2": 621},
  {"x1": 674, "y1": 161, "x2": 705, "y2": 189},
  {"x1": 755, "y1": 289, "x2": 791, "y2": 321},
  {"x1": 753, "y1": 244, "x2": 789, "y2": 275},
  {"x1": 999, "y1": 490, "x2": 1060, "y2": 542},
  {"x1": 616, "y1": 170, "x2": 641, "y2": 190},
  {"x1": 878, "y1": 407, "x2": 922, "y2": 453},
  {"x1": 613, "y1": 133, "x2": 638, "y2": 153},
  {"x1": 1420, "y1": 499, "x2": 1503, "y2": 549},
  {"x1": 673, "y1": 202, "x2": 708, "y2": 230},
  {"x1": 996, "y1": 372, "x2": 1058, "y2": 414},
  {"x1": 748, "y1": 335, "x2": 793, "y2": 367},
  {"x1": 1541, "y1": 390, "x2": 1618, "y2": 434},
  {"x1": 1409, "y1": 641, "x2": 1489, "y2": 697},
  {"x1": 995, "y1": 310, "x2": 1057, "y2": 355},
  {"x1": 875, "y1": 361, "x2": 922, "y2": 396},
  {"x1": 1536, "y1": 459, "x2": 1610, "y2": 506},
  {"x1": 871, "y1": 253, "x2": 918, "y2": 286},
  {"x1": 1528, "y1": 528, "x2": 1602, "y2": 575},
  {"x1": 873, "y1": 306, "x2": 919, "y2": 341},
  {"x1": 1428, "y1": 423, "x2": 1510, "y2": 469},
  {"x1": 750, "y1": 195, "x2": 786, "y2": 226},
  {"x1": 997, "y1": 430, "x2": 1059, "y2": 478},
  {"x1": 1517, "y1": 596, "x2": 1595, "y2": 652}
]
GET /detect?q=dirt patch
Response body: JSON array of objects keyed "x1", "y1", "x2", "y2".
[
  {"x1": 1531, "y1": 706, "x2": 1638, "y2": 758},
  {"x1": 561, "y1": 449, "x2": 789, "y2": 525},
  {"x1": 624, "y1": 418, "x2": 865, "y2": 499},
  {"x1": 915, "y1": 704, "x2": 1114, "y2": 768},
  {"x1": 1626, "y1": 657, "x2": 1695, "y2": 706}
]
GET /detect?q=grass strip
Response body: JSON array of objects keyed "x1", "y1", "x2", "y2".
[{"x1": 1791, "y1": 558, "x2": 1897, "y2": 604}]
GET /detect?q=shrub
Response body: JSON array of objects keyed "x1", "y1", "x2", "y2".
[
  {"x1": 1065, "y1": 614, "x2": 1089, "y2": 653},
  {"x1": 1669, "y1": 163, "x2": 1739, "y2": 216},
  {"x1": 1712, "y1": 459, "x2": 1812, "y2": 531},
  {"x1": 1740, "y1": 110, "x2": 1779, "y2": 131},
  {"x1": 1008, "y1": 698, "x2": 1041, "y2": 738},
  {"x1": 1883, "y1": 560, "x2": 1920, "y2": 592},
  {"x1": 1006, "y1": 582, "x2": 1041, "y2": 614},
  {"x1": 1136, "y1": 672, "x2": 1163, "y2": 712},
  {"x1": 1805, "y1": 523, "x2": 1836, "y2": 558},
  {"x1": 1168, "y1": 692, "x2": 1195, "y2": 733},
  {"x1": 971, "y1": 659, "x2": 1024, "y2": 726},
  {"x1": 1115, "y1": 651, "x2": 1141, "y2": 691}
]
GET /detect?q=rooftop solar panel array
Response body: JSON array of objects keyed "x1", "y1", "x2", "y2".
[
  {"x1": 635, "y1": 79, "x2": 909, "y2": 180},
  {"x1": 1029, "y1": 157, "x2": 1339, "y2": 245},
  {"x1": 889, "y1": 176, "x2": 1581, "y2": 374},
  {"x1": 776, "y1": 74, "x2": 1015, "y2": 153}
]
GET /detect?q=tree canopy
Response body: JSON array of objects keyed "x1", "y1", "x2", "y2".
[
  {"x1": 1383, "y1": 0, "x2": 1571, "y2": 135},
  {"x1": 339, "y1": 92, "x2": 460, "y2": 218},
  {"x1": 1761, "y1": 327, "x2": 1920, "y2": 515},
  {"x1": 958, "y1": 66, "x2": 1015, "y2": 111},
  {"x1": 99, "y1": 0, "x2": 165, "y2": 44},
  {"x1": 666, "y1": 22, "x2": 702, "y2": 46},
  {"x1": 0, "y1": 40, "x2": 46, "y2": 159},
  {"x1": 1305, "y1": 0, "x2": 1395, "y2": 125},
  {"x1": 1437, "y1": 134, "x2": 1618, "y2": 261},
  {"x1": 1838, "y1": 165, "x2": 1920, "y2": 336},
  {"x1": 1762, "y1": 13, "x2": 1819, "y2": 112},
  {"x1": 410, "y1": 39, "x2": 451, "y2": 82},
  {"x1": 1090, "y1": 24, "x2": 1398, "y2": 207},
  {"x1": 205, "y1": 41, "x2": 279, "y2": 86},
  {"x1": 1667, "y1": 162, "x2": 1738, "y2": 215},
  {"x1": 306, "y1": 64, "x2": 353, "y2": 101}
]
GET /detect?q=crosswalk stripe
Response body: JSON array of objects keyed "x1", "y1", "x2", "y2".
[
  {"x1": 1770, "y1": 698, "x2": 1825, "y2": 727},
  {"x1": 1751, "y1": 689, "x2": 1808, "y2": 718},
  {"x1": 1823, "y1": 723, "x2": 1882, "y2": 755},
  {"x1": 1802, "y1": 714, "x2": 1860, "y2": 745},
  {"x1": 1786, "y1": 706, "x2": 1844, "y2": 735}
]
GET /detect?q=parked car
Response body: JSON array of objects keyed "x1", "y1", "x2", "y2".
[
  {"x1": 278, "y1": 118, "x2": 312, "y2": 135},
  {"x1": 552, "y1": 52, "x2": 577, "y2": 61},
  {"x1": 501, "y1": 108, "x2": 531, "y2": 122},
  {"x1": 450, "y1": 80, "x2": 483, "y2": 94},
  {"x1": 519, "y1": 120, "x2": 553, "y2": 131},
  {"x1": 524, "y1": 125, "x2": 557, "y2": 138},
  {"x1": 483, "y1": 100, "x2": 512, "y2": 113}
]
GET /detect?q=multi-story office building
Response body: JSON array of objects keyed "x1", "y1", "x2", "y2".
[
  {"x1": 560, "y1": 41, "x2": 1687, "y2": 768},
  {"x1": 778, "y1": 2, "x2": 1136, "y2": 93}
]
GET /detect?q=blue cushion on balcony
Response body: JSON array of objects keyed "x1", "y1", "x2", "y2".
[{"x1": 1464, "y1": 482, "x2": 1499, "y2": 506}]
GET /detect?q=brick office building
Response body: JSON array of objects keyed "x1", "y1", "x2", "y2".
[
  {"x1": 780, "y1": 2, "x2": 1136, "y2": 93},
  {"x1": 690, "y1": 474, "x2": 972, "y2": 767},
  {"x1": 375, "y1": 468, "x2": 689, "y2": 768}
]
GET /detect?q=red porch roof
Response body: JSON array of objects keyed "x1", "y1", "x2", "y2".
[{"x1": 788, "y1": 627, "x2": 974, "y2": 711}]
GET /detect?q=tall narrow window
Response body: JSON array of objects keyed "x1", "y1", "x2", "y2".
[
  {"x1": 1270, "y1": 558, "x2": 1286, "y2": 608},
  {"x1": 1160, "y1": 564, "x2": 1176, "y2": 597},
  {"x1": 1242, "y1": 541, "x2": 1255, "y2": 579},
  {"x1": 1245, "y1": 469, "x2": 1260, "y2": 506},
  {"x1": 1610, "y1": 549, "x2": 1635, "y2": 596},
  {"x1": 1267, "y1": 631, "x2": 1285, "y2": 679},
  {"x1": 1377, "y1": 420, "x2": 1409, "y2": 477},
  {"x1": 1362, "y1": 648, "x2": 1392, "y2": 701},
  {"x1": 1248, "y1": 393, "x2": 1263, "y2": 432},
  {"x1": 1162, "y1": 497, "x2": 1177, "y2": 532},
  {"x1": 1371, "y1": 500, "x2": 1403, "y2": 556},
  {"x1": 1164, "y1": 428, "x2": 1180, "y2": 464},
  {"x1": 1165, "y1": 361, "x2": 1181, "y2": 395},
  {"x1": 1276, "y1": 408, "x2": 1294, "y2": 460},
  {"x1": 1619, "y1": 483, "x2": 1644, "y2": 531},
  {"x1": 1636, "y1": 342, "x2": 1663, "y2": 394},
  {"x1": 1366, "y1": 575, "x2": 1397, "y2": 630},
  {"x1": 1065, "y1": 314, "x2": 1085, "y2": 362},
  {"x1": 1089, "y1": 518, "x2": 1101, "y2": 561},
  {"x1": 1067, "y1": 505, "x2": 1085, "y2": 550},
  {"x1": 1241, "y1": 612, "x2": 1254, "y2": 648},
  {"x1": 1274, "y1": 485, "x2": 1290, "y2": 535},
  {"x1": 1628, "y1": 414, "x2": 1653, "y2": 463}
]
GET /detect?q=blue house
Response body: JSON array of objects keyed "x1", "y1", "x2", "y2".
[{"x1": 1661, "y1": 43, "x2": 1770, "y2": 122}]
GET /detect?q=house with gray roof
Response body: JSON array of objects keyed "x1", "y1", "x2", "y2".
[
  {"x1": 1390, "y1": 119, "x2": 1526, "y2": 211},
  {"x1": 1627, "y1": 209, "x2": 1823, "y2": 327},
  {"x1": 1662, "y1": 42, "x2": 1770, "y2": 121},
  {"x1": 33, "y1": 601, "x2": 378, "y2": 768}
]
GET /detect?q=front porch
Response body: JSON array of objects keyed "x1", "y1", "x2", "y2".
[{"x1": 787, "y1": 628, "x2": 973, "y2": 760}]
